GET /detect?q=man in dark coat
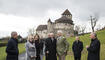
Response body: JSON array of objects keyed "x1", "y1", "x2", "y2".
[
  {"x1": 72, "y1": 36, "x2": 83, "y2": 60},
  {"x1": 45, "y1": 33, "x2": 57, "y2": 60},
  {"x1": 6, "y1": 31, "x2": 19, "y2": 60},
  {"x1": 86, "y1": 32, "x2": 100, "y2": 60}
]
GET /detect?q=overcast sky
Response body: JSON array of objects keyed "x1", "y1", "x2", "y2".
[{"x1": 0, "y1": 0, "x2": 105, "y2": 38}]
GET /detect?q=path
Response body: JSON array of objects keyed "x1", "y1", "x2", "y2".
[{"x1": 18, "y1": 52, "x2": 26, "y2": 60}]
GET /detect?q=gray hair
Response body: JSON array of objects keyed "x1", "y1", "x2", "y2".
[
  {"x1": 50, "y1": 33, "x2": 54, "y2": 35},
  {"x1": 91, "y1": 32, "x2": 97, "y2": 37},
  {"x1": 11, "y1": 31, "x2": 17, "y2": 37},
  {"x1": 57, "y1": 30, "x2": 63, "y2": 34}
]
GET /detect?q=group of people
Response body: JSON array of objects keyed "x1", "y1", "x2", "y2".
[
  {"x1": 25, "y1": 31, "x2": 69, "y2": 60},
  {"x1": 6, "y1": 31, "x2": 100, "y2": 60}
]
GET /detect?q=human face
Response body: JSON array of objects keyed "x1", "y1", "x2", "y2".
[
  {"x1": 57, "y1": 32, "x2": 62, "y2": 37},
  {"x1": 50, "y1": 33, "x2": 54, "y2": 38},
  {"x1": 14, "y1": 33, "x2": 18, "y2": 39},
  {"x1": 34, "y1": 35, "x2": 39, "y2": 40},
  {"x1": 29, "y1": 36, "x2": 34, "y2": 42},
  {"x1": 90, "y1": 34, "x2": 95, "y2": 39},
  {"x1": 48, "y1": 34, "x2": 50, "y2": 38},
  {"x1": 76, "y1": 37, "x2": 79, "y2": 41}
]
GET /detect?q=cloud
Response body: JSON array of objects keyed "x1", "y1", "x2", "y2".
[{"x1": 0, "y1": 0, "x2": 105, "y2": 37}]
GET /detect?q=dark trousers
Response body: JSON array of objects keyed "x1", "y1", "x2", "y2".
[
  {"x1": 74, "y1": 57, "x2": 81, "y2": 60},
  {"x1": 36, "y1": 55, "x2": 40, "y2": 60}
]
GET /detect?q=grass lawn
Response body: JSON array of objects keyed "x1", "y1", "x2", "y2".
[{"x1": 0, "y1": 43, "x2": 25, "y2": 60}]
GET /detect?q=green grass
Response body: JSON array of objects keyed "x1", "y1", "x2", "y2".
[
  {"x1": 66, "y1": 30, "x2": 105, "y2": 60},
  {"x1": 0, "y1": 43, "x2": 25, "y2": 60}
]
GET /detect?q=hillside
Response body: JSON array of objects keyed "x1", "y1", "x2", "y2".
[{"x1": 66, "y1": 30, "x2": 105, "y2": 60}]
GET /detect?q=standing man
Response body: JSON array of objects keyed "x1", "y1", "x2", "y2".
[
  {"x1": 45, "y1": 33, "x2": 57, "y2": 60},
  {"x1": 86, "y1": 32, "x2": 100, "y2": 60},
  {"x1": 72, "y1": 36, "x2": 83, "y2": 60},
  {"x1": 56, "y1": 31, "x2": 69, "y2": 60},
  {"x1": 6, "y1": 31, "x2": 19, "y2": 60}
]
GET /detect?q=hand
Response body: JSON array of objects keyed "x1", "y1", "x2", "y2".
[
  {"x1": 35, "y1": 56, "x2": 37, "y2": 58},
  {"x1": 56, "y1": 54, "x2": 58, "y2": 56},
  {"x1": 30, "y1": 56, "x2": 34, "y2": 59},
  {"x1": 46, "y1": 51, "x2": 49, "y2": 54},
  {"x1": 86, "y1": 45, "x2": 89, "y2": 48}
]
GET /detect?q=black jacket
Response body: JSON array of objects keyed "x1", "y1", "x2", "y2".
[
  {"x1": 6, "y1": 37, "x2": 19, "y2": 60},
  {"x1": 87, "y1": 38, "x2": 100, "y2": 60},
  {"x1": 35, "y1": 40, "x2": 41, "y2": 60},
  {"x1": 72, "y1": 40, "x2": 83, "y2": 57},
  {"x1": 45, "y1": 37, "x2": 57, "y2": 60}
]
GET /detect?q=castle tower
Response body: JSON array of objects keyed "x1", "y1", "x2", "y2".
[
  {"x1": 47, "y1": 18, "x2": 54, "y2": 33},
  {"x1": 62, "y1": 9, "x2": 72, "y2": 20}
]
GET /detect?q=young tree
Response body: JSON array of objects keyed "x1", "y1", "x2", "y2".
[
  {"x1": 28, "y1": 27, "x2": 36, "y2": 36},
  {"x1": 80, "y1": 25, "x2": 86, "y2": 35},
  {"x1": 74, "y1": 25, "x2": 81, "y2": 35},
  {"x1": 89, "y1": 15, "x2": 98, "y2": 32}
]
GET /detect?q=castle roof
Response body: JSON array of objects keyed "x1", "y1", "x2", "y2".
[
  {"x1": 48, "y1": 18, "x2": 52, "y2": 23},
  {"x1": 55, "y1": 16, "x2": 74, "y2": 25},
  {"x1": 62, "y1": 9, "x2": 72, "y2": 15},
  {"x1": 36, "y1": 25, "x2": 47, "y2": 31}
]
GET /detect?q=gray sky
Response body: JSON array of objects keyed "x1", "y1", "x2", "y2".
[{"x1": 0, "y1": 0, "x2": 105, "y2": 37}]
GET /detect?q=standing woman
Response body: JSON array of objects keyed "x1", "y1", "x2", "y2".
[
  {"x1": 25, "y1": 35, "x2": 36, "y2": 60},
  {"x1": 34, "y1": 34, "x2": 41, "y2": 60}
]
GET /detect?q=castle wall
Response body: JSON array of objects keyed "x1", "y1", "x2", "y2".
[
  {"x1": 54, "y1": 23, "x2": 73, "y2": 29},
  {"x1": 53, "y1": 23, "x2": 74, "y2": 37},
  {"x1": 36, "y1": 30, "x2": 47, "y2": 38}
]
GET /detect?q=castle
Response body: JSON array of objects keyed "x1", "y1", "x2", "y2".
[{"x1": 36, "y1": 9, "x2": 74, "y2": 38}]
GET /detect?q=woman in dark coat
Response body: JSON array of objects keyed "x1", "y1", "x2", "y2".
[{"x1": 34, "y1": 34, "x2": 41, "y2": 60}]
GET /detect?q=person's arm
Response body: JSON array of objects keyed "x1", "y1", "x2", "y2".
[
  {"x1": 87, "y1": 41, "x2": 100, "y2": 52},
  {"x1": 63, "y1": 38, "x2": 69, "y2": 52},
  {"x1": 6, "y1": 41, "x2": 18, "y2": 55},
  {"x1": 34, "y1": 44, "x2": 37, "y2": 57},
  {"x1": 45, "y1": 39, "x2": 49, "y2": 54},
  {"x1": 25, "y1": 43, "x2": 32, "y2": 57},
  {"x1": 80, "y1": 42, "x2": 83, "y2": 52},
  {"x1": 72, "y1": 42, "x2": 75, "y2": 52}
]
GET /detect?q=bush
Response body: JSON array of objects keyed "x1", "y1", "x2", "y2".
[{"x1": 0, "y1": 42, "x2": 7, "y2": 47}]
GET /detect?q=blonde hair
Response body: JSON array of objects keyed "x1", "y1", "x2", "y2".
[{"x1": 27, "y1": 35, "x2": 34, "y2": 41}]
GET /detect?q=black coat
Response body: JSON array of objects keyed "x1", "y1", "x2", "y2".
[
  {"x1": 45, "y1": 37, "x2": 57, "y2": 60},
  {"x1": 35, "y1": 40, "x2": 41, "y2": 60},
  {"x1": 6, "y1": 38, "x2": 19, "y2": 60},
  {"x1": 87, "y1": 38, "x2": 100, "y2": 60},
  {"x1": 72, "y1": 40, "x2": 83, "y2": 57}
]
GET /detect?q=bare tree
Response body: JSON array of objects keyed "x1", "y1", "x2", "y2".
[
  {"x1": 80, "y1": 25, "x2": 86, "y2": 35},
  {"x1": 28, "y1": 27, "x2": 36, "y2": 35},
  {"x1": 74, "y1": 25, "x2": 81, "y2": 35},
  {"x1": 89, "y1": 15, "x2": 98, "y2": 32}
]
